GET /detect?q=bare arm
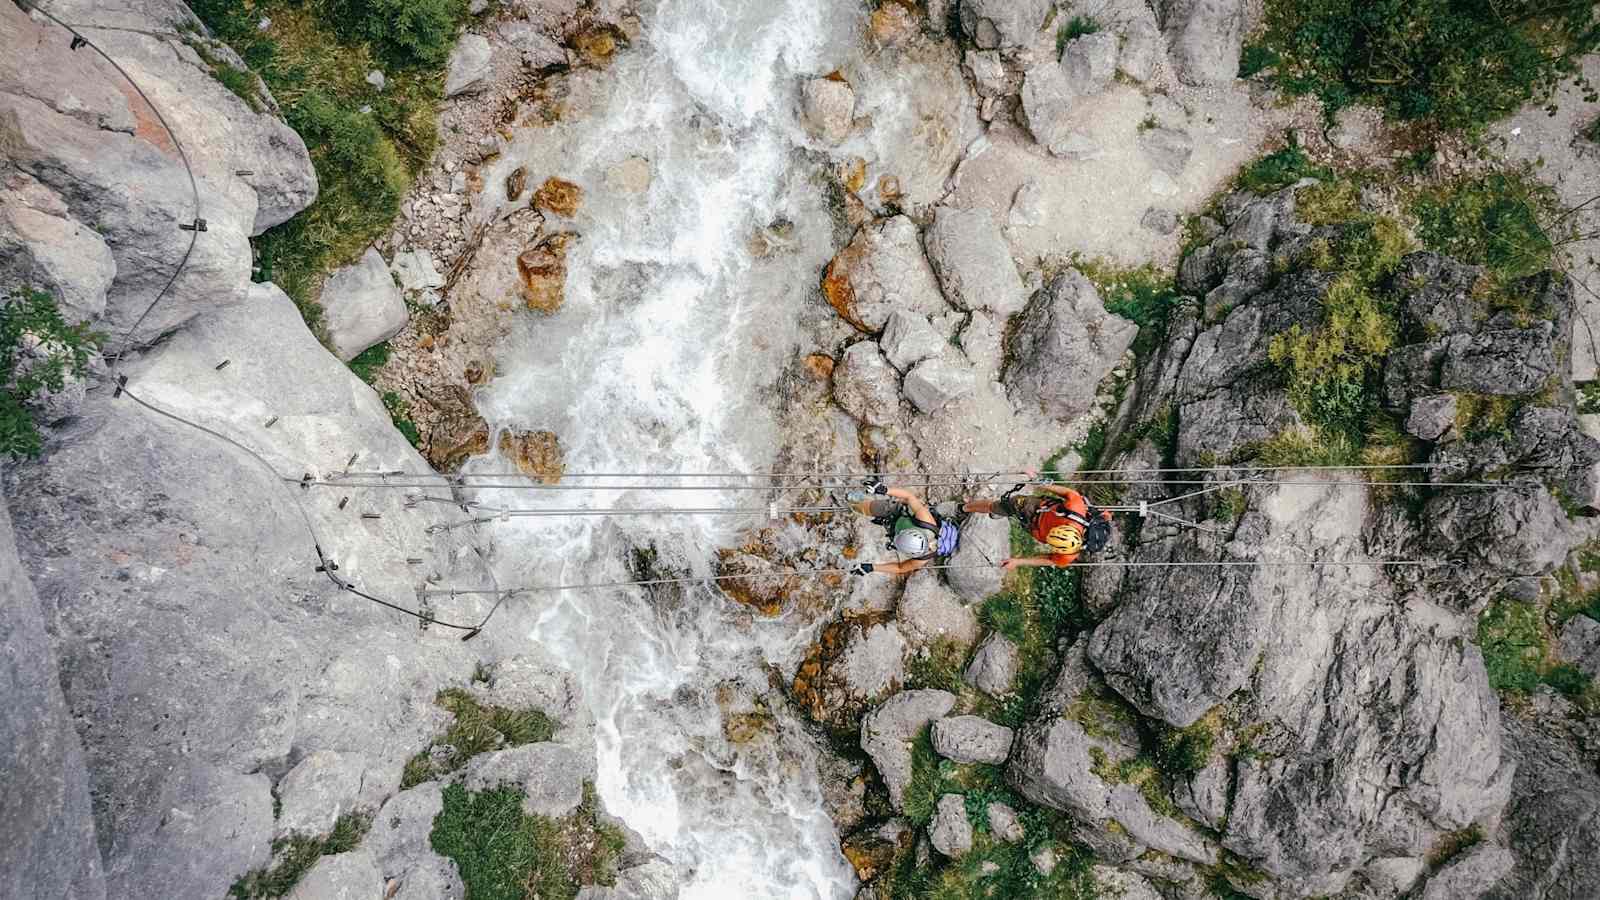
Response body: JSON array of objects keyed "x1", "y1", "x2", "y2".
[
  {"x1": 885, "y1": 487, "x2": 935, "y2": 524},
  {"x1": 872, "y1": 557, "x2": 932, "y2": 576},
  {"x1": 1001, "y1": 555, "x2": 1066, "y2": 571}
]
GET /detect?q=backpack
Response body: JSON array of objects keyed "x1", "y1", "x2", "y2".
[{"x1": 875, "y1": 507, "x2": 961, "y2": 560}]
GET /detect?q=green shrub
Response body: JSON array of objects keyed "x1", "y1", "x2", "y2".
[
  {"x1": 1235, "y1": 137, "x2": 1330, "y2": 194},
  {"x1": 1238, "y1": 43, "x2": 1279, "y2": 78},
  {"x1": 1156, "y1": 712, "x2": 1220, "y2": 776},
  {"x1": 229, "y1": 813, "x2": 370, "y2": 898},
  {"x1": 347, "y1": 341, "x2": 390, "y2": 383},
  {"x1": 1412, "y1": 171, "x2": 1559, "y2": 279},
  {"x1": 1, "y1": 289, "x2": 99, "y2": 459},
  {"x1": 1478, "y1": 598, "x2": 1553, "y2": 694},
  {"x1": 1057, "y1": 15, "x2": 1100, "y2": 52},
  {"x1": 431, "y1": 782, "x2": 626, "y2": 900},
  {"x1": 1257, "y1": 0, "x2": 1600, "y2": 130},
  {"x1": 401, "y1": 688, "x2": 556, "y2": 788},
  {"x1": 322, "y1": 0, "x2": 469, "y2": 69}
]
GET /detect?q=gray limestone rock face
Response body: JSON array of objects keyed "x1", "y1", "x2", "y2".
[
  {"x1": 964, "y1": 632, "x2": 1020, "y2": 696},
  {"x1": 1486, "y1": 715, "x2": 1600, "y2": 900},
  {"x1": 576, "y1": 858, "x2": 679, "y2": 900},
  {"x1": 1424, "y1": 488, "x2": 1575, "y2": 579},
  {"x1": 461, "y1": 743, "x2": 588, "y2": 818},
  {"x1": 860, "y1": 690, "x2": 957, "y2": 812},
  {"x1": 470, "y1": 653, "x2": 584, "y2": 724},
  {"x1": 828, "y1": 216, "x2": 948, "y2": 332},
  {"x1": 446, "y1": 34, "x2": 494, "y2": 97},
  {"x1": 964, "y1": 50, "x2": 1009, "y2": 98},
  {"x1": 1003, "y1": 270, "x2": 1139, "y2": 422},
  {"x1": 987, "y1": 801, "x2": 1025, "y2": 843},
  {"x1": 322, "y1": 247, "x2": 408, "y2": 361},
  {"x1": 276, "y1": 750, "x2": 370, "y2": 838},
  {"x1": 1, "y1": 2, "x2": 316, "y2": 340},
  {"x1": 1117, "y1": 15, "x2": 1163, "y2": 83},
  {"x1": 1161, "y1": 0, "x2": 1245, "y2": 86},
  {"x1": 1361, "y1": 856, "x2": 1426, "y2": 898},
  {"x1": 287, "y1": 848, "x2": 382, "y2": 900},
  {"x1": 0, "y1": 172, "x2": 116, "y2": 324},
  {"x1": 500, "y1": 21, "x2": 569, "y2": 70},
  {"x1": 925, "y1": 206, "x2": 1027, "y2": 316},
  {"x1": 1406, "y1": 394, "x2": 1459, "y2": 442},
  {"x1": 1138, "y1": 127, "x2": 1194, "y2": 177},
  {"x1": 880, "y1": 311, "x2": 949, "y2": 373},
  {"x1": 946, "y1": 515, "x2": 1010, "y2": 602},
  {"x1": 1419, "y1": 844, "x2": 1514, "y2": 900},
  {"x1": 0, "y1": 501, "x2": 106, "y2": 900},
  {"x1": 800, "y1": 77, "x2": 856, "y2": 145},
  {"x1": 960, "y1": 0, "x2": 1052, "y2": 50},
  {"x1": 841, "y1": 623, "x2": 911, "y2": 703},
  {"x1": 1558, "y1": 615, "x2": 1600, "y2": 679},
  {"x1": 364, "y1": 782, "x2": 463, "y2": 897},
  {"x1": 931, "y1": 715, "x2": 1014, "y2": 764},
  {"x1": 1439, "y1": 326, "x2": 1560, "y2": 396},
  {"x1": 1021, "y1": 65, "x2": 1094, "y2": 159},
  {"x1": 904, "y1": 356, "x2": 978, "y2": 414},
  {"x1": 897, "y1": 570, "x2": 979, "y2": 648},
  {"x1": 930, "y1": 794, "x2": 974, "y2": 858},
  {"x1": 1092, "y1": 865, "x2": 1163, "y2": 900},
  {"x1": 1060, "y1": 32, "x2": 1118, "y2": 93},
  {"x1": 834, "y1": 341, "x2": 903, "y2": 427}
]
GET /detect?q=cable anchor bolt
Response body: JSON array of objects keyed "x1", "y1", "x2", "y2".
[
  {"x1": 111, "y1": 374, "x2": 128, "y2": 398},
  {"x1": 178, "y1": 218, "x2": 207, "y2": 232},
  {"x1": 1138, "y1": 500, "x2": 1148, "y2": 518},
  {"x1": 69, "y1": 34, "x2": 87, "y2": 50}
]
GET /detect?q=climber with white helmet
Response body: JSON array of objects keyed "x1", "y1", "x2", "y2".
[
  {"x1": 845, "y1": 480, "x2": 961, "y2": 576},
  {"x1": 962, "y1": 468, "x2": 1112, "y2": 570}
]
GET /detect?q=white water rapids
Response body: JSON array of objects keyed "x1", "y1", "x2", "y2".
[{"x1": 472, "y1": 1, "x2": 867, "y2": 896}]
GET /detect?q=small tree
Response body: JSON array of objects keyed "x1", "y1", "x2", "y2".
[{"x1": 1, "y1": 289, "x2": 100, "y2": 458}]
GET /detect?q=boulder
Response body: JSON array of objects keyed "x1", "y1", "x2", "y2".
[
  {"x1": 0, "y1": 501, "x2": 106, "y2": 900},
  {"x1": 1161, "y1": 0, "x2": 1245, "y2": 86},
  {"x1": 929, "y1": 794, "x2": 973, "y2": 858},
  {"x1": 959, "y1": 0, "x2": 1052, "y2": 50},
  {"x1": 840, "y1": 623, "x2": 912, "y2": 705},
  {"x1": 322, "y1": 247, "x2": 407, "y2": 361},
  {"x1": 964, "y1": 633, "x2": 1020, "y2": 696},
  {"x1": 1406, "y1": 394, "x2": 1458, "y2": 442},
  {"x1": 793, "y1": 616, "x2": 911, "y2": 732},
  {"x1": 834, "y1": 342, "x2": 903, "y2": 427},
  {"x1": 469, "y1": 654, "x2": 584, "y2": 724},
  {"x1": 0, "y1": 173, "x2": 116, "y2": 324},
  {"x1": 500, "y1": 21, "x2": 569, "y2": 70},
  {"x1": 924, "y1": 206, "x2": 1027, "y2": 315},
  {"x1": 897, "y1": 571, "x2": 979, "y2": 648},
  {"x1": 287, "y1": 849, "x2": 382, "y2": 900},
  {"x1": 1486, "y1": 715, "x2": 1600, "y2": 899},
  {"x1": 822, "y1": 216, "x2": 948, "y2": 332},
  {"x1": 987, "y1": 801, "x2": 1025, "y2": 843},
  {"x1": 1439, "y1": 326, "x2": 1560, "y2": 396},
  {"x1": 364, "y1": 783, "x2": 464, "y2": 897},
  {"x1": 1559, "y1": 615, "x2": 1600, "y2": 679},
  {"x1": 880, "y1": 311, "x2": 948, "y2": 373},
  {"x1": 445, "y1": 34, "x2": 493, "y2": 97},
  {"x1": 576, "y1": 859, "x2": 679, "y2": 900},
  {"x1": 1117, "y1": 16, "x2": 1163, "y2": 83},
  {"x1": 945, "y1": 515, "x2": 1010, "y2": 602},
  {"x1": 1021, "y1": 66, "x2": 1095, "y2": 159},
  {"x1": 461, "y1": 743, "x2": 588, "y2": 818},
  {"x1": 964, "y1": 50, "x2": 1009, "y2": 98},
  {"x1": 1008, "y1": 180, "x2": 1047, "y2": 228},
  {"x1": 904, "y1": 357, "x2": 978, "y2": 414},
  {"x1": 1140, "y1": 207, "x2": 1179, "y2": 235},
  {"x1": 1419, "y1": 844, "x2": 1514, "y2": 900},
  {"x1": 800, "y1": 77, "x2": 856, "y2": 145},
  {"x1": 860, "y1": 690, "x2": 957, "y2": 811},
  {"x1": 276, "y1": 750, "x2": 369, "y2": 838},
  {"x1": 392, "y1": 249, "x2": 446, "y2": 291},
  {"x1": 1138, "y1": 127, "x2": 1194, "y2": 177},
  {"x1": 1003, "y1": 271, "x2": 1139, "y2": 421},
  {"x1": 1424, "y1": 488, "x2": 1574, "y2": 579},
  {"x1": 1060, "y1": 33, "x2": 1118, "y2": 93},
  {"x1": 931, "y1": 715, "x2": 1014, "y2": 764}
]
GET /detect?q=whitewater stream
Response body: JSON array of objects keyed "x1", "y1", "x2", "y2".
[{"x1": 471, "y1": 1, "x2": 869, "y2": 896}]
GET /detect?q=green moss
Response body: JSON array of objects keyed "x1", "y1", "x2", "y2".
[
  {"x1": 979, "y1": 594, "x2": 1028, "y2": 645},
  {"x1": 1295, "y1": 179, "x2": 1362, "y2": 226},
  {"x1": 1235, "y1": 137, "x2": 1331, "y2": 194},
  {"x1": 347, "y1": 341, "x2": 391, "y2": 383},
  {"x1": 1412, "y1": 171, "x2": 1560, "y2": 279},
  {"x1": 381, "y1": 391, "x2": 423, "y2": 448},
  {"x1": 1254, "y1": 0, "x2": 1600, "y2": 130},
  {"x1": 190, "y1": 39, "x2": 264, "y2": 111},
  {"x1": 1452, "y1": 392, "x2": 1520, "y2": 440},
  {"x1": 1066, "y1": 690, "x2": 1138, "y2": 740},
  {"x1": 1426, "y1": 824, "x2": 1484, "y2": 869},
  {"x1": 902, "y1": 728, "x2": 945, "y2": 828},
  {"x1": 1056, "y1": 15, "x2": 1100, "y2": 52},
  {"x1": 1156, "y1": 711, "x2": 1220, "y2": 777},
  {"x1": 401, "y1": 688, "x2": 557, "y2": 788},
  {"x1": 1, "y1": 288, "x2": 101, "y2": 459},
  {"x1": 228, "y1": 813, "x2": 371, "y2": 898},
  {"x1": 907, "y1": 638, "x2": 971, "y2": 694},
  {"x1": 1211, "y1": 488, "x2": 1248, "y2": 523},
  {"x1": 431, "y1": 782, "x2": 626, "y2": 900},
  {"x1": 1238, "y1": 42, "x2": 1280, "y2": 78}
]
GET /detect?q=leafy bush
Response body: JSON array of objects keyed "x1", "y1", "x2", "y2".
[
  {"x1": 1235, "y1": 137, "x2": 1330, "y2": 194},
  {"x1": 1412, "y1": 171, "x2": 1558, "y2": 279},
  {"x1": 401, "y1": 688, "x2": 556, "y2": 788},
  {"x1": 2, "y1": 289, "x2": 99, "y2": 459},
  {"x1": 1238, "y1": 42, "x2": 1279, "y2": 78},
  {"x1": 229, "y1": 813, "x2": 370, "y2": 898},
  {"x1": 431, "y1": 783, "x2": 626, "y2": 900},
  {"x1": 1258, "y1": 0, "x2": 1600, "y2": 130},
  {"x1": 322, "y1": 0, "x2": 469, "y2": 69}
]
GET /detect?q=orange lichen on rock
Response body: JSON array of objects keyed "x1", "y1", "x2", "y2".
[
  {"x1": 424, "y1": 385, "x2": 491, "y2": 472},
  {"x1": 841, "y1": 823, "x2": 912, "y2": 882},
  {"x1": 533, "y1": 177, "x2": 584, "y2": 216},
  {"x1": 839, "y1": 157, "x2": 867, "y2": 194},
  {"x1": 821, "y1": 241, "x2": 867, "y2": 330},
  {"x1": 573, "y1": 26, "x2": 624, "y2": 66},
  {"x1": 517, "y1": 233, "x2": 574, "y2": 313},
  {"x1": 802, "y1": 353, "x2": 836, "y2": 381},
  {"x1": 868, "y1": 1, "x2": 918, "y2": 47},
  {"x1": 498, "y1": 429, "x2": 564, "y2": 483},
  {"x1": 790, "y1": 610, "x2": 897, "y2": 730}
]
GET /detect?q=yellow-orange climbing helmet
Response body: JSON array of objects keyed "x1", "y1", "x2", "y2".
[{"x1": 1046, "y1": 525, "x2": 1083, "y2": 554}]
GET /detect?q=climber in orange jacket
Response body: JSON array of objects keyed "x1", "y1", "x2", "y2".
[{"x1": 961, "y1": 468, "x2": 1112, "y2": 570}]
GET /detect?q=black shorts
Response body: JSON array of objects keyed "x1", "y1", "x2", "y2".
[{"x1": 997, "y1": 494, "x2": 1048, "y2": 527}]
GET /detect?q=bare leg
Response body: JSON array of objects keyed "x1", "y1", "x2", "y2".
[{"x1": 963, "y1": 499, "x2": 996, "y2": 514}]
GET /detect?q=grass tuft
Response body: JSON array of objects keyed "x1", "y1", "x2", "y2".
[
  {"x1": 401, "y1": 688, "x2": 556, "y2": 789},
  {"x1": 431, "y1": 782, "x2": 626, "y2": 900},
  {"x1": 228, "y1": 812, "x2": 371, "y2": 898},
  {"x1": 1235, "y1": 137, "x2": 1330, "y2": 194},
  {"x1": 1412, "y1": 171, "x2": 1560, "y2": 280}
]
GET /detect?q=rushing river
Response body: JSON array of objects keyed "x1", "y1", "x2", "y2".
[{"x1": 473, "y1": 1, "x2": 865, "y2": 896}]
